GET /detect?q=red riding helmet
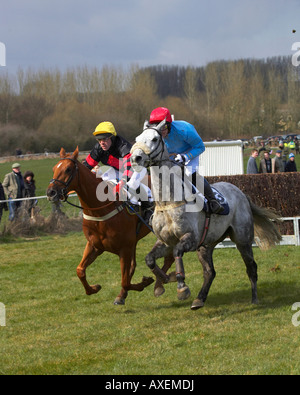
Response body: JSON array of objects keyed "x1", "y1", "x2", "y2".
[{"x1": 149, "y1": 107, "x2": 172, "y2": 124}]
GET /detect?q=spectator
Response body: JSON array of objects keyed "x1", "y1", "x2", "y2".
[
  {"x1": 259, "y1": 151, "x2": 272, "y2": 174},
  {"x1": 282, "y1": 142, "x2": 290, "y2": 167},
  {"x1": 247, "y1": 149, "x2": 259, "y2": 174},
  {"x1": 285, "y1": 153, "x2": 297, "y2": 172},
  {"x1": 23, "y1": 170, "x2": 36, "y2": 218},
  {"x1": 2, "y1": 163, "x2": 25, "y2": 221},
  {"x1": 272, "y1": 150, "x2": 285, "y2": 173},
  {"x1": 258, "y1": 141, "x2": 268, "y2": 157},
  {"x1": 295, "y1": 138, "x2": 299, "y2": 155},
  {"x1": 0, "y1": 182, "x2": 8, "y2": 224},
  {"x1": 15, "y1": 148, "x2": 22, "y2": 157},
  {"x1": 288, "y1": 139, "x2": 296, "y2": 152}
]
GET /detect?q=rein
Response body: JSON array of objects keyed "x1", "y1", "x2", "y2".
[{"x1": 50, "y1": 157, "x2": 124, "y2": 218}]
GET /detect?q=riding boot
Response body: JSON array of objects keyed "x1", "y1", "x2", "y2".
[
  {"x1": 140, "y1": 200, "x2": 154, "y2": 226},
  {"x1": 203, "y1": 178, "x2": 224, "y2": 214}
]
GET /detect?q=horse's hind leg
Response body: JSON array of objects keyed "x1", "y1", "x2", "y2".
[
  {"x1": 76, "y1": 242, "x2": 102, "y2": 295},
  {"x1": 114, "y1": 247, "x2": 155, "y2": 305},
  {"x1": 236, "y1": 243, "x2": 258, "y2": 304},
  {"x1": 114, "y1": 248, "x2": 154, "y2": 305},
  {"x1": 191, "y1": 246, "x2": 216, "y2": 310}
]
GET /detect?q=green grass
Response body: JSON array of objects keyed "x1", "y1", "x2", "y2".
[
  {"x1": 0, "y1": 153, "x2": 299, "y2": 375},
  {"x1": 1, "y1": 232, "x2": 300, "y2": 375}
]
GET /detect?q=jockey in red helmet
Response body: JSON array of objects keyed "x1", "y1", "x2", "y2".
[{"x1": 148, "y1": 107, "x2": 224, "y2": 214}]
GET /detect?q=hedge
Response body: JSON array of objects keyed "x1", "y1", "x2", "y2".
[{"x1": 207, "y1": 173, "x2": 300, "y2": 235}]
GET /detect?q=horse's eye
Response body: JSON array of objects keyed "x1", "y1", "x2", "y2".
[
  {"x1": 152, "y1": 137, "x2": 158, "y2": 143},
  {"x1": 65, "y1": 167, "x2": 72, "y2": 174}
]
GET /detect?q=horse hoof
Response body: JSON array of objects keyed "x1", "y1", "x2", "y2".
[
  {"x1": 113, "y1": 297, "x2": 125, "y2": 305},
  {"x1": 154, "y1": 286, "x2": 165, "y2": 298},
  {"x1": 191, "y1": 298, "x2": 205, "y2": 310},
  {"x1": 177, "y1": 286, "x2": 191, "y2": 301},
  {"x1": 86, "y1": 284, "x2": 101, "y2": 295}
]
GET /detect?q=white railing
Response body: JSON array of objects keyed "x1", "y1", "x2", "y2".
[
  {"x1": 216, "y1": 217, "x2": 300, "y2": 248},
  {"x1": 0, "y1": 151, "x2": 90, "y2": 163},
  {"x1": 1, "y1": 195, "x2": 299, "y2": 247}
]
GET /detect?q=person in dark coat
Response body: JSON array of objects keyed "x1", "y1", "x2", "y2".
[
  {"x1": 23, "y1": 170, "x2": 36, "y2": 217},
  {"x1": 0, "y1": 182, "x2": 8, "y2": 224},
  {"x1": 285, "y1": 153, "x2": 297, "y2": 172},
  {"x1": 247, "y1": 149, "x2": 259, "y2": 174},
  {"x1": 3, "y1": 163, "x2": 25, "y2": 221}
]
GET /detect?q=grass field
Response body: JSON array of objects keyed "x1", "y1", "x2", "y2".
[
  {"x1": 1, "y1": 232, "x2": 300, "y2": 375},
  {"x1": 0, "y1": 151, "x2": 299, "y2": 375}
]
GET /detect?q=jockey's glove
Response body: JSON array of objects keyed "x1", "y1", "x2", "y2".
[
  {"x1": 113, "y1": 180, "x2": 126, "y2": 198},
  {"x1": 175, "y1": 154, "x2": 187, "y2": 164}
]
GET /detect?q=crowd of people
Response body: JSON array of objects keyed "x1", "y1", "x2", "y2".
[
  {"x1": 0, "y1": 163, "x2": 37, "y2": 224},
  {"x1": 247, "y1": 147, "x2": 298, "y2": 174}
]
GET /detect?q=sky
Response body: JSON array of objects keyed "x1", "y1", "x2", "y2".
[{"x1": 0, "y1": 0, "x2": 300, "y2": 74}]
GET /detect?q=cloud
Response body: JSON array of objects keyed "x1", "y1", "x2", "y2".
[{"x1": 0, "y1": 0, "x2": 300, "y2": 72}]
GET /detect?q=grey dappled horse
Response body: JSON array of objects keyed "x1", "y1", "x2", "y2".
[{"x1": 130, "y1": 120, "x2": 282, "y2": 310}]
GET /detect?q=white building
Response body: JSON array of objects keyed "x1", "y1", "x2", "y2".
[{"x1": 199, "y1": 140, "x2": 244, "y2": 177}]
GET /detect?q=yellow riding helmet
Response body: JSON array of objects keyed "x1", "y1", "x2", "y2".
[{"x1": 93, "y1": 121, "x2": 117, "y2": 139}]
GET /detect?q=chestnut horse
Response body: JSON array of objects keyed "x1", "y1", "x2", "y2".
[{"x1": 47, "y1": 147, "x2": 171, "y2": 305}]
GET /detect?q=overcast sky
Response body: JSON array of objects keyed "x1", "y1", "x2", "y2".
[{"x1": 0, "y1": 0, "x2": 299, "y2": 73}]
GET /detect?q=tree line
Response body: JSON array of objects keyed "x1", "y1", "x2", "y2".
[{"x1": 0, "y1": 56, "x2": 299, "y2": 156}]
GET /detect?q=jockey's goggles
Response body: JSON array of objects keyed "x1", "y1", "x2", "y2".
[{"x1": 96, "y1": 135, "x2": 112, "y2": 142}]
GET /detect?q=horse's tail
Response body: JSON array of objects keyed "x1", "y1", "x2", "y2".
[{"x1": 247, "y1": 196, "x2": 282, "y2": 250}]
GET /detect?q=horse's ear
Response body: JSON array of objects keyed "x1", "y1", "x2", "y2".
[
  {"x1": 60, "y1": 148, "x2": 67, "y2": 158},
  {"x1": 156, "y1": 118, "x2": 166, "y2": 132},
  {"x1": 143, "y1": 120, "x2": 150, "y2": 130},
  {"x1": 72, "y1": 146, "x2": 79, "y2": 160}
]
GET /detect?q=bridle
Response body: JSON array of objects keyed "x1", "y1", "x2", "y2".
[
  {"x1": 48, "y1": 157, "x2": 126, "y2": 216},
  {"x1": 139, "y1": 127, "x2": 170, "y2": 167},
  {"x1": 139, "y1": 127, "x2": 183, "y2": 169},
  {"x1": 49, "y1": 157, "x2": 79, "y2": 202}
]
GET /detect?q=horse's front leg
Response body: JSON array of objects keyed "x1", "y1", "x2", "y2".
[
  {"x1": 173, "y1": 233, "x2": 198, "y2": 301},
  {"x1": 154, "y1": 254, "x2": 177, "y2": 297},
  {"x1": 76, "y1": 241, "x2": 103, "y2": 295},
  {"x1": 145, "y1": 240, "x2": 173, "y2": 284}
]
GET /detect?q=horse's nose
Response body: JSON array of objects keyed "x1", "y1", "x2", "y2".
[
  {"x1": 47, "y1": 188, "x2": 57, "y2": 201},
  {"x1": 134, "y1": 155, "x2": 143, "y2": 165}
]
